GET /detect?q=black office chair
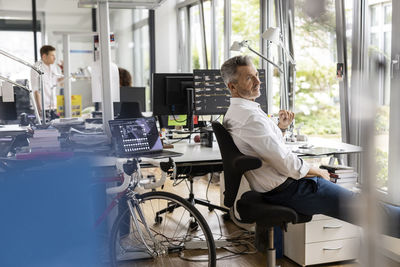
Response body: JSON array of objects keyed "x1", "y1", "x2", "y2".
[{"x1": 212, "y1": 121, "x2": 312, "y2": 267}]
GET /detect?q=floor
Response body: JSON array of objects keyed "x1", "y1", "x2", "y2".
[{"x1": 135, "y1": 168, "x2": 367, "y2": 267}]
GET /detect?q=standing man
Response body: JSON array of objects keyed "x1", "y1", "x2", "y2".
[{"x1": 30, "y1": 45, "x2": 63, "y2": 121}]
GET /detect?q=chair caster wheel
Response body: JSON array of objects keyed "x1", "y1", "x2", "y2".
[
  {"x1": 189, "y1": 221, "x2": 198, "y2": 231},
  {"x1": 155, "y1": 216, "x2": 163, "y2": 224},
  {"x1": 222, "y1": 213, "x2": 230, "y2": 221}
]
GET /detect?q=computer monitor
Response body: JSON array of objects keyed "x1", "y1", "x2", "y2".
[
  {"x1": 94, "y1": 86, "x2": 146, "y2": 118},
  {"x1": 0, "y1": 96, "x2": 18, "y2": 121},
  {"x1": 152, "y1": 73, "x2": 194, "y2": 116},
  {"x1": 113, "y1": 86, "x2": 146, "y2": 118},
  {"x1": 193, "y1": 69, "x2": 268, "y2": 115},
  {"x1": 119, "y1": 86, "x2": 146, "y2": 112},
  {"x1": 14, "y1": 79, "x2": 34, "y2": 116}
]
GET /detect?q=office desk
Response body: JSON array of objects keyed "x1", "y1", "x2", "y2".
[
  {"x1": 170, "y1": 142, "x2": 221, "y2": 163},
  {"x1": 288, "y1": 137, "x2": 362, "y2": 165}
]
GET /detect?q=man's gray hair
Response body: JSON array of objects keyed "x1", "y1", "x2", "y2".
[{"x1": 220, "y1": 55, "x2": 253, "y2": 86}]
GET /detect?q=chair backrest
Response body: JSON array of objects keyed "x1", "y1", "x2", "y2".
[{"x1": 212, "y1": 121, "x2": 262, "y2": 208}]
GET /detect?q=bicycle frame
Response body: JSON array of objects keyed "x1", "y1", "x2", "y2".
[{"x1": 94, "y1": 157, "x2": 176, "y2": 258}]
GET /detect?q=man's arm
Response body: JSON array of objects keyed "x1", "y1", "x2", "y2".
[{"x1": 34, "y1": 91, "x2": 42, "y2": 115}]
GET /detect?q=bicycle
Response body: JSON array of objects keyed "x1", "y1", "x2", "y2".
[{"x1": 107, "y1": 157, "x2": 216, "y2": 267}]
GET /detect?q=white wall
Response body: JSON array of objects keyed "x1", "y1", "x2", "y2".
[{"x1": 155, "y1": 0, "x2": 178, "y2": 72}]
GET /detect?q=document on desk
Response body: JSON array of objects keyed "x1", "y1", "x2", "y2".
[{"x1": 292, "y1": 147, "x2": 341, "y2": 156}]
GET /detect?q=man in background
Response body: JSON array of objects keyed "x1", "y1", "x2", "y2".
[{"x1": 30, "y1": 45, "x2": 63, "y2": 121}]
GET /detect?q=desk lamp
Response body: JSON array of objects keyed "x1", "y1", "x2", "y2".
[
  {"x1": 230, "y1": 40, "x2": 283, "y2": 73},
  {"x1": 0, "y1": 49, "x2": 44, "y2": 126},
  {"x1": 262, "y1": 27, "x2": 295, "y2": 65}
]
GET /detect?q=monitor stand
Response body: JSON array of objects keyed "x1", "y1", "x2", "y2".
[{"x1": 186, "y1": 87, "x2": 194, "y2": 133}]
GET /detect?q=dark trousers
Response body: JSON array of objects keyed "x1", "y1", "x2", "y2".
[{"x1": 262, "y1": 177, "x2": 400, "y2": 238}]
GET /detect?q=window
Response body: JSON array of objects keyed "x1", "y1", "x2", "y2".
[
  {"x1": 231, "y1": 0, "x2": 261, "y2": 67},
  {"x1": 366, "y1": 0, "x2": 392, "y2": 191},
  {"x1": 293, "y1": 0, "x2": 341, "y2": 139},
  {"x1": 0, "y1": 13, "x2": 44, "y2": 81},
  {"x1": 110, "y1": 9, "x2": 151, "y2": 110}
]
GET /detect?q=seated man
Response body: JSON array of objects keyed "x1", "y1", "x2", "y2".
[{"x1": 220, "y1": 55, "x2": 399, "y2": 238}]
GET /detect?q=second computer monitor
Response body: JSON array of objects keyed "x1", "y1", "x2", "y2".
[
  {"x1": 120, "y1": 86, "x2": 146, "y2": 111},
  {"x1": 152, "y1": 73, "x2": 194, "y2": 116},
  {"x1": 0, "y1": 96, "x2": 18, "y2": 121},
  {"x1": 193, "y1": 69, "x2": 267, "y2": 115}
]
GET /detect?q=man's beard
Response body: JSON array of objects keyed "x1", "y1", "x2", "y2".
[{"x1": 237, "y1": 86, "x2": 260, "y2": 100}]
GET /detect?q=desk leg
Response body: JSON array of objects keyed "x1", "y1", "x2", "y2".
[{"x1": 329, "y1": 154, "x2": 346, "y2": 165}]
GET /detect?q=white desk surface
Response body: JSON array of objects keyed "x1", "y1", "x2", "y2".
[
  {"x1": 90, "y1": 138, "x2": 362, "y2": 167},
  {"x1": 170, "y1": 141, "x2": 221, "y2": 163},
  {"x1": 0, "y1": 124, "x2": 29, "y2": 134},
  {"x1": 287, "y1": 137, "x2": 362, "y2": 155}
]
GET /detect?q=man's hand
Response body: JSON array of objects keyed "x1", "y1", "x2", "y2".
[
  {"x1": 318, "y1": 169, "x2": 330, "y2": 181},
  {"x1": 306, "y1": 166, "x2": 330, "y2": 181},
  {"x1": 278, "y1": 110, "x2": 295, "y2": 130}
]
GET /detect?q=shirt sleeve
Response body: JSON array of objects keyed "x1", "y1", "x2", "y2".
[
  {"x1": 241, "y1": 115, "x2": 310, "y2": 179},
  {"x1": 30, "y1": 68, "x2": 39, "y2": 92}
]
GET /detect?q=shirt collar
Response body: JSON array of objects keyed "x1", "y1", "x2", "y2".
[{"x1": 230, "y1": 97, "x2": 260, "y2": 109}]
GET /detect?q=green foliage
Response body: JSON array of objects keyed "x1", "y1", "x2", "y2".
[
  {"x1": 192, "y1": 48, "x2": 200, "y2": 70},
  {"x1": 375, "y1": 105, "x2": 390, "y2": 134},
  {"x1": 294, "y1": 0, "x2": 336, "y2": 50},
  {"x1": 291, "y1": 0, "x2": 341, "y2": 137},
  {"x1": 231, "y1": 0, "x2": 260, "y2": 67},
  {"x1": 376, "y1": 148, "x2": 388, "y2": 190},
  {"x1": 293, "y1": 67, "x2": 341, "y2": 136}
]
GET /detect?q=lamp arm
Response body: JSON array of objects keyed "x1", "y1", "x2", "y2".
[
  {"x1": 0, "y1": 49, "x2": 43, "y2": 75},
  {"x1": 0, "y1": 75, "x2": 30, "y2": 92},
  {"x1": 279, "y1": 42, "x2": 296, "y2": 65},
  {"x1": 246, "y1": 45, "x2": 283, "y2": 73},
  {"x1": 0, "y1": 75, "x2": 42, "y2": 125}
]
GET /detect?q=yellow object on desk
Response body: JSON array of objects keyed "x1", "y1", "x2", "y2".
[{"x1": 57, "y1": 95, "x2": 82, "y2": 118}]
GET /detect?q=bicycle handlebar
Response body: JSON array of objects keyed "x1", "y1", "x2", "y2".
[
  {"x1": 143, "y1": 158, "x2": 176, "y2": 190},
  {"x1": 105, "y1": 157, "x2": 176, "y2": 195}
]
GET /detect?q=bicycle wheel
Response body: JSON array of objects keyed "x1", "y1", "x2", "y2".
[{"x1": 109, "y1": 191, "x2": 216, "y2": 267}]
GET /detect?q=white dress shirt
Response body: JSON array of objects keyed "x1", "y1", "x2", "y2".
[
  {"x1": 224, "y1": 97, "x2": 310, "y2": 192},
  {"x1": 30, "y1": 60, "x2": 60, "y2": 110}
]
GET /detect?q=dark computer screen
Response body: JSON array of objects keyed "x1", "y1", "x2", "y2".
[
  {"x1": 119, "y1": 86, "x2": 146, "y2": 111},
  {"x1": 113, "y1": 86, "x2": 146, "y2": 118},
  {"x1": 0, "y1": 96, "x2": 18, "y2": 121},
  {"x1": 14, "y1": 79, "x2": 34, "y2": 116},
  {"x1": 193, "y1": 69, "x2": 268, "y2": 115},
  {"x1": 152, "y1": 73, "x2": 194, "y2": 116}
]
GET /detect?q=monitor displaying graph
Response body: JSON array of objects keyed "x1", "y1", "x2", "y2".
[{"x1": 193, "y1": 69, "x2": 267, "y2": 115}]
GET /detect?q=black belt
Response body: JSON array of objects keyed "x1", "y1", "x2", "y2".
[{"x1": 266, "y1": 178, "x2": 296, "y2": 194}]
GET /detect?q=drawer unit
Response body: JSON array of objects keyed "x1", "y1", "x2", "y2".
[
  {"x1": 305, "y1": 238, "x2": 360, "y2": 265},
  {"x1": 284, "y1": 215, "x2": 360, "y2": 266},
  {"x1": 305, "y1": 219, "x2": 359, "y2": 243}
]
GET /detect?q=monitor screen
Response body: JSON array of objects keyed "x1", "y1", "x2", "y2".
[
  {"x1": 109, "y1": 117, "x2": 163, "y2": 157},
  {"x1": 0, "y1": 96, "x2": 18, "y2": 121},
  {"x1": 119, "y1": 86, "x2": 146, "y2": 111},
  {"x1": 152, "y1": 73, "x2": 194, "y2": 116},
  {"x1": 193, "y1": 69, "x2": 268, "y2": 115}
]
